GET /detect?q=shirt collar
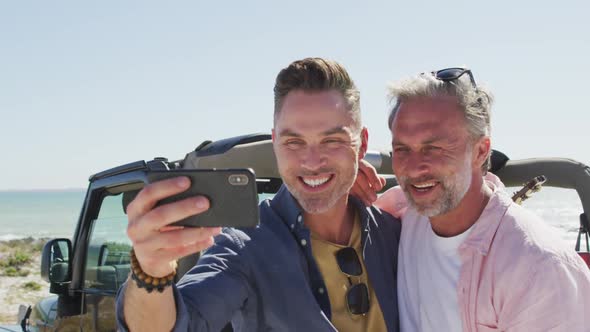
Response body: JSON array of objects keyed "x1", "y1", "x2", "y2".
[
  {"x1": 459, "y1": 180, "x2": 512, "y2": 255},
  {"x1": 269, "y1": 184, "x2": 372, "y2": 232},
  {"x1": 269, "y1": 185, "x2": 304, "y2": 230}
]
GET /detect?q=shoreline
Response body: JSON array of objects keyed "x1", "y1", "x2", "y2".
[{"x1": 0, "y1": 238, "x2": 50, "y2": 324}]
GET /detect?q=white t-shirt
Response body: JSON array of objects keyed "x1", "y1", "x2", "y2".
[{"x1": 398, "y1": 209, "x2": 472, "y2": 332}]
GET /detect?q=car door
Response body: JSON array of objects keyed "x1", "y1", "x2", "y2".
[{"x1": 79, "y1": 193, "x2": 131, "y2": 331}]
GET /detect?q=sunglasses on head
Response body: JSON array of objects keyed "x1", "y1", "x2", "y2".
[
  {"x1": 431, "y1": 67, "x2": 477, "y2": 88},
  {"x1": 335, "y1": 247, "x2": 370, "y2": 315}
]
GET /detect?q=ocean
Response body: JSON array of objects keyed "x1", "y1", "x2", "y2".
[
  {"x1": 0, "y1": 187, "x2": 586, "y2": 246},
  {"x1": 0, "y1": 190, "x2": 86, "y2": 241}
]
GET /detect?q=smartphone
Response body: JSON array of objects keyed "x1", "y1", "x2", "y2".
[{"x1": 146, "y1": 168, "x2": 259, "y2": 228}]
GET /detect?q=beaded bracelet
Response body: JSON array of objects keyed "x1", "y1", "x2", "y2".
[{"x1": 129, "y1": 249, "x2": 176, "y2": 293}]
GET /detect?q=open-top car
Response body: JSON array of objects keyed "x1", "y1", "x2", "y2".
[{"x1": 6, "y1": 133, "x2": 590, "y2": 331}]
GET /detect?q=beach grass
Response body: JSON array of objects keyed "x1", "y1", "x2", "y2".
[
  {"x1": 22, "y1": 281, "x2": 42, "y2": 291},
  {"x1": 0, "y1": 238, "x2": 50, "y2": 324},
  {"x1": 0, "y1": 237, "x2": 47, "y2": 277}
]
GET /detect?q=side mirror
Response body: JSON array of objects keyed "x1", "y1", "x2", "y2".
[{"x1": 41, "y1": 238, "x2": 72, "y2": 283}]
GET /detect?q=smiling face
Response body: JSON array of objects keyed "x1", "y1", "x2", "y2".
[
  {"x1": 272, "y1": 90, "x2": 367, "y2": 214},
  {"x1": 391, "y1": 96, "x2": 483, "y2": 217}
]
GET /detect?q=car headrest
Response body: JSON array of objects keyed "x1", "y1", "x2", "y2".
[{"x1": 122, "y1": 190, "x2": 140, "y2": 214}]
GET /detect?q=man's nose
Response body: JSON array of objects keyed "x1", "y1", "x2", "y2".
[
  {"x1": 301, "y1": 145, "x2": 327, "y2": 170},
  {"x1": 400, "y1": 152, "x2": 431, "y2": 178}
]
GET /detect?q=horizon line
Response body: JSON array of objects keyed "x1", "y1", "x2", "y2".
[{"x1": 0, "y1": 188, "x2": 86, "y2": 192}]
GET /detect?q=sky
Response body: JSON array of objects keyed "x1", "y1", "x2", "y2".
[{"x1": 1, "y1": 1, "x2": 589, "y2": 190}]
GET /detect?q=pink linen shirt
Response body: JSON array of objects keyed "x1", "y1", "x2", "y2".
[{"x1": 377, "y1": 178, "x2": 590, "y2": 332}]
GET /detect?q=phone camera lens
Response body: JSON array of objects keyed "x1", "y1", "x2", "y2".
[{"x1": 228, "y1": 174, "x2": 249, "y2": 186}]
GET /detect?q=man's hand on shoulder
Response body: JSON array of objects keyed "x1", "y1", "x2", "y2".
[
  {"x1": 351, "y1": 159, "x2": 408, "y2": 218},
  {"x1": 351, "y1": 159, "x2": 386, "y2": 206},
  {"x1": 374, "y1": 187, "x2": 407, "y2": 219}
]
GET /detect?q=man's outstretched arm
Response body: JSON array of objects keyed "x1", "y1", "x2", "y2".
[
  {"x1": 118, "y1": 176, "x2": 221, "y2": 331},
  {"x1": 122, "y1": 278, "x2": 176, "y2": 331}
]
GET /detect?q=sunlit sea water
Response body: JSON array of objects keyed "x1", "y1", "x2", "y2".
[
  {"x1": 0, "y1": 188, "x2": 586, "y2": 247},
  {"x1": 0, "y1": 190, "x2": 85, "y2": 241}
]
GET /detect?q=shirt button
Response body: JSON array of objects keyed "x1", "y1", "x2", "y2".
[
  {"x1": 290, "y1": 224, "x2": 295, "y2": 230},
  {"x1": 318, "y1": 287, "x2": 325, "y2": 294},
  {"x1": 300, "y1": 239, "x2": 307, "y2": 246},
  {"x1": 297, "y1": 215, "x2": 303, "y2": 223}
]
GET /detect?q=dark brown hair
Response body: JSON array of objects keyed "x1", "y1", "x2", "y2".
[{"x1": 273, "y1": 57, "x2": 361, "y2": 130}]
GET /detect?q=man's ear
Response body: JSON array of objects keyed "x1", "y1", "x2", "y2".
[
  {"x1": 358, "y1": 127, "x2": 369, "y2": 160},
  {"x1": 271, "y1": 128, "x2": 276, "y2": 142},
  {"x1": 473, "y1": 136, "x2": 491, "y2": 170}
]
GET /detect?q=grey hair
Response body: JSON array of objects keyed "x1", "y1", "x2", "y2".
[{"x1": 387, "y1": 72, "x2": 494, "y2": 173}]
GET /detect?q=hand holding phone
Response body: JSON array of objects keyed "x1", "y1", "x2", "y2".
[{"x1": 147, "y1": 169, "x2": 259, "y2": 228}]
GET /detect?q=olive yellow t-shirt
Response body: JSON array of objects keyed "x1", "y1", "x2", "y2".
[{"x1": 310, "y1": 213, "x2": 387, "y2": 332}]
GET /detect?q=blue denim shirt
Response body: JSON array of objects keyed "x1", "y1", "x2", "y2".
[{"x1": 117, "y1": 185, "x2": 401, "y2": 331}]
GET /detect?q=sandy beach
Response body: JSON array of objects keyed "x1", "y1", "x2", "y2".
[{"x1": 0, "y1": 239, "x2": 50, "y2": 324}]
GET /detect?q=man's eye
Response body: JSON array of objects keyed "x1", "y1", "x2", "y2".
[
  {"x1": 424, "y1": 146, "x2": 441, "y2": 152},
  {"x1": 323, "y1": 139, "x2": 345, "y2": 147},
  {"x1": 393, "y1": 147, "x2": 409, "y2": 153},
  {"x1": 284, "y1": 140, "x2": 304, "y2": 148}
]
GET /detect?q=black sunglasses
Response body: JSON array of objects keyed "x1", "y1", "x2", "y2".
[
  {"x1": 431, "y1": 67, "x2": 477, "y2": 88},
  {"x1": 335, "y1": 247, "x2": 370, "y2": 315}
]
